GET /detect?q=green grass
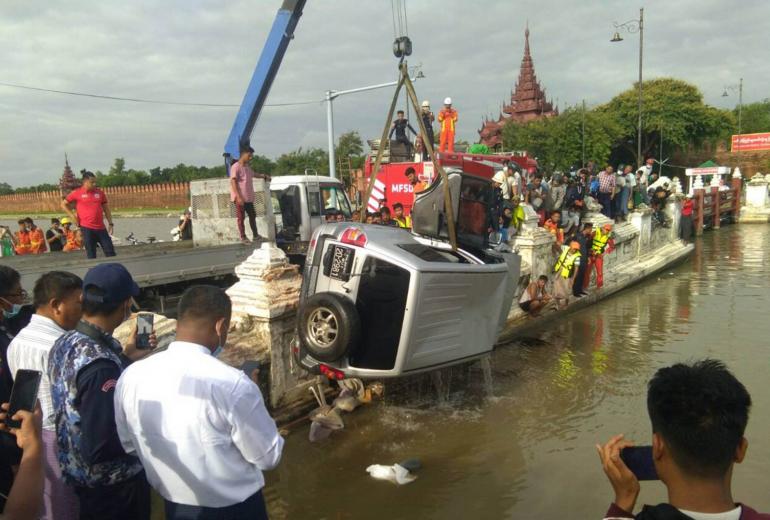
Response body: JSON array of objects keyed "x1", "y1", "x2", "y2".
[{"x1": 0, "y1": 207, "x2": 187, "y2": 219}]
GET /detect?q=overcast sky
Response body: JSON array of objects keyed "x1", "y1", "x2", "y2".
[{"x1": 1, "y1": 0, "x2": 768, "y2": 187}]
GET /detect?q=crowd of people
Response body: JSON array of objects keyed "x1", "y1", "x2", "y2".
[
  {"x1": 0, "y1": 217, "x2": 83, "y2": 257},
  {"x1": 1, "y1": 262, "x2": 765, "y2": 520},
  {"x1": 0, "y1": 263, "x2": 281, "y2": 519}
]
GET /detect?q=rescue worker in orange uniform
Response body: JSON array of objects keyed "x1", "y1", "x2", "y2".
[
  {"x1": 63, "y1": 226, "x2": 83, "y2": 252},
  {"x1": 25, "y1": 217, "x2": 46, "y2": 254},
  {"x1": 584, "y1": 223, "x2": 614, "y2": 290},
  {"x1": 13, "y1": 219, "x2": 31, "y2": 255},
  {"x1": 438, "y1": 97, "x2": 458, "y2": 153}
]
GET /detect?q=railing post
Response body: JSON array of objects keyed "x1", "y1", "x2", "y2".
[
  {"x1": 731, "y1": 169, "x2": 742, "y2": 221},
  {"x1": 695, "y1": 188, "x2": 705, "y2": 236},
  {"x1": 711, "y1": 185, "x2": 720, "y2": 229}
]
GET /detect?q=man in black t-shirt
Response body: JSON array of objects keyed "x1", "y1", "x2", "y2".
[
  {"x1": 177, "y1": 209, "x2": 193, "y2": 241},
  {"x1": 46, "y1": 218, "x2": 65, "y2": 252}
]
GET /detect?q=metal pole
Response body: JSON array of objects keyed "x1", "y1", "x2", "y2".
[
  {"x1": 325, "y1": 76, "x2": 422, "y2": 180},
  {"x1": 326, "y1": 90, "x2": 336, "y2": 178},
  {"x1": 581, "y1": 99, "x2": 586, "y2": 167},
  {"x1": 637, "y1": 7, "x2": 644, "y2": 169},
  {"x1": 659, "y1": 127, "x2": 663, "y2": 175},
  {"x1": 738, "y1": 77, "x2": 743, "y2": 135}
]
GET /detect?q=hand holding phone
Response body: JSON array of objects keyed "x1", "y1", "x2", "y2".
[
  {"x1": 621, "y1": 446, "x2": 658, "y2": 481},
  {"x1": 4, "y1": 370, "x2": 42, "y2": 429},
  {"x1": 136, "y1": 313, "x2": 154, "y2": 350}
]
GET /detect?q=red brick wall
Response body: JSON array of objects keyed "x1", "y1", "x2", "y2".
[{"x1": 0, "y1": 183, "x2": 190, "y2": 214}]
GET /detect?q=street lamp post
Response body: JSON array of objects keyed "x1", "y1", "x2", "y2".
[
  {"x1": 722, "y1": 78, "x2": 743, "y2": 135},
  {"x1": 611, "y1": 7, "x2": 644, "y2": 168},
  {"x1": 325, "y1": 68, "x2": 423, "y2": 179}
]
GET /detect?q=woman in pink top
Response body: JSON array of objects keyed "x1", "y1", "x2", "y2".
[{"x1": 229, "y1": 144, "x2": 270, "y2": 244}]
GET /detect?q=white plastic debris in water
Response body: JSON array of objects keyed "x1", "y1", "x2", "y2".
[{"x1": 366, "y1": 464, "x2": 417, "y2": 485}]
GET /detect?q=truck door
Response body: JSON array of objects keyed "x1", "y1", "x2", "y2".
[{"x1": 305, "y1": 182, "x2": 323, "y2": 240}]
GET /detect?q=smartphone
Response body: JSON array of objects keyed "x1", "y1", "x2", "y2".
[
  {"x1": 620, "y1": 446, "x2": 658, "y2": 480},
  {"x1": 6, "y1": 369, "x2": 42, "y2": 429},
  {"x1": 136, "y1": 313, "x2": 154, "y2": 350}
]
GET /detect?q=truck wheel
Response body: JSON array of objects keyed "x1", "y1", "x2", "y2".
[{"x1": 299, "y1": 292, "x2": 361, "y2": 363}]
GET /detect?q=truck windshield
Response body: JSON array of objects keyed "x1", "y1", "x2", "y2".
[{"x1": 320, "y1": 185, "x2": 352, "y2": 218}]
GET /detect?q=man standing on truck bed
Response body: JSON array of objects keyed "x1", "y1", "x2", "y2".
[
  {"x1": 420, "y1": 101, "x2": 435, "y2": 160},
  {"x1": 389, "y1": 110, "x2": 417, "y2": 156},
  {"x1": 230, "y1": 143, "x2": 270, "y2": 245},
  {"x1": 61, "y1": 170, "x2": 116, "y2": 259},
  {"x1": 438, "y1": 97, "x2": 458, "y2": 153}
]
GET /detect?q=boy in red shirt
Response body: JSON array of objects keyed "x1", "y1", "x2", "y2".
[
  {"x1": 229, "y1": 143, "x2": 270, "y2": 244},
  {"x1": 61, "y1": 171, "x2": 116, "y2": 259}
]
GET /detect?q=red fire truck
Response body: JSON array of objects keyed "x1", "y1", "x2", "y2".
[{"x1": 362, "y1": 151, "x2": 538, "y2": 215}]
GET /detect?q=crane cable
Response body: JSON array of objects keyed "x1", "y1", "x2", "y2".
[{"x1": 0, "y1": 81, "x2": 321, "y2": 109}]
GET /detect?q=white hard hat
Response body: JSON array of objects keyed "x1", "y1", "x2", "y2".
[
  {"x1": 444, "y1": 97, "x2": 452, "y2": 105},
  {"x1": 421, "y1": 100, "x2": 430, "y2": 108},
  {"x1": 492, "y1": 171, "x2": 506, "y2": 185}
]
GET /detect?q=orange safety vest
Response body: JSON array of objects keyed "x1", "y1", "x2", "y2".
[
  {"x1": 14, "y1": 230, "x2": 31, "y2": 255},
  {"x1": 438, "y1": 108, "x2": 458, "y2": 133},
  {"x1": 63, "y1": 229, "x2": 81, "y2": 252},
  {"x1": 29, "y1": 227, "x2": 46, "y2": 254}
]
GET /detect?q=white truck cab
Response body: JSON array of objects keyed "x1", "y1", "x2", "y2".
[{"x1": 270, "y1": 175, "x2": 354, "y2": 257}]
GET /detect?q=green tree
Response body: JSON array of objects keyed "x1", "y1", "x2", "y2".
[
  {"x1": 335, "y1": 131, "x2": 365, "y2": 169},
  {"x1": 109, "y1": 157, "x2": 126, "y2": 177},
  {"x1": 274, "y1": 147, "x2": 329, "y2": 176},
  {"x1": 737, "y1": 99, "x2": 770, "y2": 134},
  {"x1": 599, "y1": 78, "x2": 734, "y2": 166},
  {"x1": 502, "y1": 106, "x2": 620, "y2": 172},
  {"x1": 249, "y1": 154, "x2": 275, "y2": 175},
  {"x1": 0, "y1": 182, "x2": 12, "y2": 195}
]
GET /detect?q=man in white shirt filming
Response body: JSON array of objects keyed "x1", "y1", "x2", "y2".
[{"x1": 115, "y1": 285, "x2": 284, "y2": 520}]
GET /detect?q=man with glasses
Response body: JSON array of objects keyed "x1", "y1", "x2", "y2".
[{"x1": 0, "y1": 265, "x2": 33, "y2": 509}]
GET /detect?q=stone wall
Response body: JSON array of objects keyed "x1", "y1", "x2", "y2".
[{"x1": 0, "y1": 182, "x2": 189, "y2": 213}]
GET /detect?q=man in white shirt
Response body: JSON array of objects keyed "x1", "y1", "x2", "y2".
[
  {"x1": 7, "y1": 271, "x2": 83, "y2": 520},
  {"x1": 115, "y1": 285, "x2": 284, "y2": 520}
]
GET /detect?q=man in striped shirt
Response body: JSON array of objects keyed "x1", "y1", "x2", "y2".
[
  {"x1": 8, "y1": 271, "x2": 83, "y2": 520},
  {"x1": 597, "y1": 166, "x2": 617, "y2": 219}
]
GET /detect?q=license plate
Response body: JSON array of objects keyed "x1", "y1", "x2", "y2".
[{"x1": 329, "y1": 245, "x2": 354, "y2": 281}]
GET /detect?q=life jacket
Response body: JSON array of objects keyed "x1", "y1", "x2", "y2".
[
  {"x1": 14, "y1": 230, "x2": 31, "y2": 255},
  {"x1": 28, "y1": 227, "x2": 46, "y2": 254},
  {"x1": 438, "y1": 108, "x2": 458, "y2": 133},
  {"x1": 394, "y1": 215, "x2": 411, "y2": 229},
  {"x1": 592, "y1": 229, "x2": 611, "y2": 254},
  {"x1": 63, "y1": 229, "x2": 81, "y2": 252},
  {"x1": 48, "y1": 326, "x2": 143, "y2": 487},
  {"x1": 554, "y1": 248, "x2": 581, "y2": 279}
]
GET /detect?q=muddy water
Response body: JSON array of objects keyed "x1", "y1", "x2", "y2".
[{"x1": 264, "y1": 225, "x2": 770, "y2": 519}]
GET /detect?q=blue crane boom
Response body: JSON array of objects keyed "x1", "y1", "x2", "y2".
[{"x1": 223, "y1": 0, "x2": 306, "y2": 170}]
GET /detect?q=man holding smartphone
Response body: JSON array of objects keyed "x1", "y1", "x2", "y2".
[
  {"x1": 8, "y1": 271, "x2": 83, "y2": 520},
  {"x1": 597, "y1": 360, "x2": 769, "y2": 520},
  {"x1": 115, "y1": 286, "x2": 283, "y2": 520},
  {"x1": 48, "y1": 263, "x2": 154, "y2": 520}
]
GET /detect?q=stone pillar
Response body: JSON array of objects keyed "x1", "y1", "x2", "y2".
[
  {"x1": 665, "y1": 197, "x2": 683, "y2": 241},
  {"x1": 745, "y1": 175, "x2": 769, "y2": 208},
  {"x1": 710, "y1": 178, "x2": 721, "y2": 230},
  {"x1": 224, "y1": 243, "x2": 311, "y2": 410},
  {"x1": 629, "y1": 208, "x2": 652, "y2": 256},
  {"x1": 731, "y1": 168, "x2": 742, "y2": 219}
]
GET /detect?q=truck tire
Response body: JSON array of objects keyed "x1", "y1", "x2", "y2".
[{"x1": 299, "y1": 292, "x2": 361, "y2": 363}]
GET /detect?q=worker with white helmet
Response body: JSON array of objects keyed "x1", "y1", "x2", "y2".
[
  {"x1": 419, "y1": 100, "x2": 435, "y2": 160},
  {"x1": 438, "y1": 97, "x2": 458, "y2": 153}
]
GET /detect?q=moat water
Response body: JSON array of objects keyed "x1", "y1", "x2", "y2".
[{"x1": 264, "y1": 224, "x2": 770, "y2": 519}]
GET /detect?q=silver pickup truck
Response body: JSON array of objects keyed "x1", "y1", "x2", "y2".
[{"x1": 294, "y1": 170, "x2": 521, "y2": 379}]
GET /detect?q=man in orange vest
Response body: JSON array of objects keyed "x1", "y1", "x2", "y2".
[
  {"x1": 438, "y1": 97, "x2": 458, "y2": 153},
  {"x1": 13, "y1": 219, "x2": 31, "y2": 255},
  {"x1": 25, "y1": 217, "x2": 46, "y2": 254}
]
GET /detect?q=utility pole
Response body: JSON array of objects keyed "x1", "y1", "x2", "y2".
[
  {"x1": 637, "y1": 7, "x2": 644, "y2": 169},
  {"x1": 738, "y1": 77, "x2": 743, "y2": 135},
  {"x1": 581, "y1": 99, "x2": 586, "y2": 167}
]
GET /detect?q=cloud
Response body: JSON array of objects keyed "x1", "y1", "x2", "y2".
[{"x1": 0, "y1": 0, "x2": 767, "y2": 186}]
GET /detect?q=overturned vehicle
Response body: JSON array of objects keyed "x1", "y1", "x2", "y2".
[{"x1": 294, "y1": 170, "x2": 521, "y2": 379}]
